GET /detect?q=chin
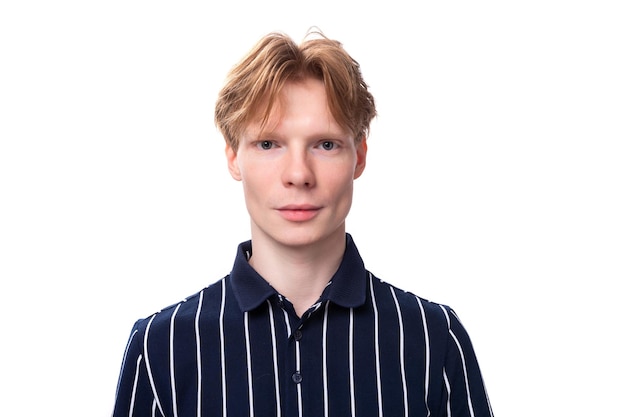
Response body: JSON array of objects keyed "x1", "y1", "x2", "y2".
[
  {"x1": 274, "y1": 233, "x2": 321, "y2": 248},
  {"x1": 274, "y1": 227, "x2": 344, "y2": 249},
  {"x1": 251, "y1": 217, "x2": 346, "y2": 249}
]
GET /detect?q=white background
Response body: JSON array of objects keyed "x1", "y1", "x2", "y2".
[{"x1": 1, "y1": 1, "x2": 624, "y2": 416}]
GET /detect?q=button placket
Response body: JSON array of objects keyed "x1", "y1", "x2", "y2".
[
  {"x1": 292, "y1": 326, "x2": 303, "y2": 384},
  {"x1": 291, "y1": 371, "x2": 302, "y2": 384}
]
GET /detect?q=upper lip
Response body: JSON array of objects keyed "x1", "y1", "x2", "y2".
[{"x1": 277, "y1": 204, "x2": 321, "y2": 211}]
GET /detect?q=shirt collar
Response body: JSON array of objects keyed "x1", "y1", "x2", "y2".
[{"x1": 230, "y1": 233, "x2": 367, "y2": 312}]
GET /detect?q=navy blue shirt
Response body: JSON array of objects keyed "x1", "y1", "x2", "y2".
[{"x1": 112, "y1": 234, "x2": 493, "y2": 417}]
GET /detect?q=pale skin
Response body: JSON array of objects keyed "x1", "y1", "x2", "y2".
[{"x1": 226, "y1": 77, "x2": 367, "y2": 317}]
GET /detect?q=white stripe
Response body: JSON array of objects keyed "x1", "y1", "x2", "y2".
[
  {"x1": 282, "y1": 306, "x2": 291, "y2": 335},
  {"x1": 449, "y1": 308, "x2": 462, "y2": 324},
  {"x1": 449, "y1": 330, "x2": 476, "y2": 417},
  {"x1": 449, "y1": 310, "x2": 495, "y2": 416},
  {"x1": 115, "y1": 329, "x2": 138, "y2": 400},
  {"x1": 369, "y1": 273, "x2": 383, "y2": 417},
  {"x1": 295, "y1": 329, "x2": 303, "y2": 417},
  {"x1": 244, "y1": 311, "x2": 254, "y2": 417},
  {"x1": 219, "y1": 279, "x2": 227, "y2": 416},
  {"x1": 443, "y1": 370, "x2": 451, "y2": 417},
  {"x1": 143, "y1": 314, "x2": 165, "y2": 416},
  {"x1": 482, "y1": 374, "x2": 494, "y2": 417},
  {"x1": 128, "y1": 354, "x2": 143, "y2": 417},
  {"x1": 439, "y1": 305, "x2": 451, "y2": 327},
  {"x1": 349, "y1": 308, "x2": 355, "y2": 417},
  {"x1": 282, "y1": 307, "x2": 303, "y2": 417},
  {"x1": 267, "y1": 300, "x2": 281, "y2": 417},
  {"x1": 322, "y1": 301, "x2": 330, "y2": 417},
  {"x1": 440, "y1": 305, "x2": 475, "y2": 417},
  {"x1": 440, "y1": 307, "x2": 452, "y2": 417},
  {"x1": 170, "y1": 303, "x2": 183, "y2": 417},
  {"x1": 390, "y1": 288, "x2": 408, "y2": 417},
  {"x1": 151, "y1": 399, "x2": 157, "y2": 417},
  {"x1": 194, "y1": 290, "x2": 204, "y2": 417},
  {"x1": 415, "y1": 296, "x2": 431, "y2": 417}
]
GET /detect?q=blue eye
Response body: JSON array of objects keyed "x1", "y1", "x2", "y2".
[
  {"x1": 259, "y1": 140, "x2": 273, "y2": 150},
  {"x1": 321, "y1": 141, "x2": 335, "y2": 150}
]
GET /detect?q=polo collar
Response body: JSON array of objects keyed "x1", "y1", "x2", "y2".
[{"x1": 230, "y1": 233, "x2": 368, "y2": 312}]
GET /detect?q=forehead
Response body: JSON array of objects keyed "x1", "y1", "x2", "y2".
[{"x1": 244, "y1": 78, "x2": 349, "y2": 139}]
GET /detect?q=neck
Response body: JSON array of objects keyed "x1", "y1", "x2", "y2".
[{"x1": 248, "y1": 231, "x2": 346, "y2": 317}]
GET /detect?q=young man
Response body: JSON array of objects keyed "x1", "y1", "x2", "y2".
[{"x1": 112, "y1": 31, "x2": 493, "y2": 417}]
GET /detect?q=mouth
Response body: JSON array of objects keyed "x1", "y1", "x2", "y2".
[{"x1": 276, "y1": 205, "x2": 322, "y2": 222}]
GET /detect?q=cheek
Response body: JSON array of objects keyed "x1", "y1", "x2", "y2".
[
  {"x1": 241, "y1": 174, "x2": 262, "y2": 195},
  {"x1": 240, "y1": 167, "x2": 270, "y2": 200},
  {"x1": 324, "y1": 168, "x2": 355, "y2": 197}
]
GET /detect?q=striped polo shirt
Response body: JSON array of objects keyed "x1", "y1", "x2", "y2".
[{"x1": 112, "y1": 234, "x2": 493, "y2": 417}]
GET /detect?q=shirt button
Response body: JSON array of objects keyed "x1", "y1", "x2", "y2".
[
  {"x1": 294, "y1": 330, "x2": 302, "y2": 341},
  {"x1": 292, "y1": 372, "x2": 302, "y2": 384}
]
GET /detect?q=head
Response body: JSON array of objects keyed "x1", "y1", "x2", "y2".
[
  {"x1": 214, "y1": 31, "x2": 377, "y2": 249},
  {"x1": 214, "y1": 30, "x2": 376, "y2": 152}
]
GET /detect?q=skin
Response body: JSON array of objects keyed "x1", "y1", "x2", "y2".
[{"x1": 225, "y1": 77, "x2": 367, "y2": 316}]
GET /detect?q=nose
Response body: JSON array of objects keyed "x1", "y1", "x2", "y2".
[{"x1": 281, "y1": 148, "x2": 315, "y2": 188}]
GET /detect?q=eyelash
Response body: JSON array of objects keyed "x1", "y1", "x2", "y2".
[
  {"x1": 258, "y1": 140, "x2": 273, "y2": 150},
  {"x1": 256, "y1": 140, "x2": 339, "y2": 151}
]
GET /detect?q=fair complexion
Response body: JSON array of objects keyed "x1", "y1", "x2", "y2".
[{"x1": 226, "y1": 77, "x2": 367, "y2": 316}]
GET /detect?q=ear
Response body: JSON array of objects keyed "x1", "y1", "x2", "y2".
[
  {"x1": 225, "y1": 144, "x2": 242, "y2": 181},
  {"x1": 353, "y1": 137, "x2": 367, "y2": 179}
]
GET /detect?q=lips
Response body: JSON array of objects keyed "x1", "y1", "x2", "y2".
[{"x1": 276, "y1": 204, "x2": 321, "y2": 222}]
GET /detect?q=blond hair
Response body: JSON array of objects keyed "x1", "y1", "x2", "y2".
[{"x1": 214, "y1": 30, "x2": 376, "y2": 151}]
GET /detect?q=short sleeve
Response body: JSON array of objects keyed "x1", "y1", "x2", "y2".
[
  {"x1": 112, "y1": 320, "x2": 162, "y2": 417},
  {"x1": 441, "y1": 306, "x2": 493, "y2": 417}
]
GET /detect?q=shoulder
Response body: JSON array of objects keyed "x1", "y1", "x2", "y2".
[
  {"x1": 368, "y1": 271, "x2": 457, "y2": 331},
  {"x1": 130, "y1": 275, "x2": 230, "y2": 335}
]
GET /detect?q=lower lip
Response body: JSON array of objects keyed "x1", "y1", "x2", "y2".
[{"x1": 278, "y1": 209, "x2": 320, "y2": 222}]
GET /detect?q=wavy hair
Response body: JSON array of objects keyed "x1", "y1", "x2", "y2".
[{"x1": 214, "y1": 30, "x2": 376, "y2": 151}]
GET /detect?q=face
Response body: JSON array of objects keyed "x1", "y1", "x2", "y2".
[{"x1": 226, "y1": 77, "x2": 367, "y2": 250}]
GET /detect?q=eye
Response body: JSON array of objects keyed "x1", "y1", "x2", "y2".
[
  {"x1": 258, "y1": 140, "x2": 274, "y2": 150},
  {"x1": 320, "y1": 141, "x2": 335, "y2": 151}
]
